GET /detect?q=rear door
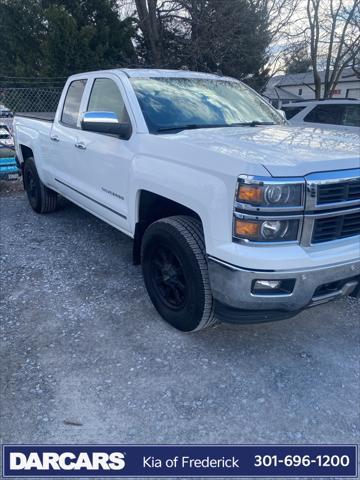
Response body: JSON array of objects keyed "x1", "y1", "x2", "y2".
[
  {"x1": 48, "y1": 78, "x2": 87, "y2": 190},
  {"x1": 68, "y1": 73, "x2": 134, "y2": 232}
]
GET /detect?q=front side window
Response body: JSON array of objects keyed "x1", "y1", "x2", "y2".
[
  {"x1": 130, "y1": 77, "x2": 284, "y2": 133},
  {"x1": 304, "y1": 104, "x2": 343, "y2": 125},
  {"x1": 61, "y1": 79, "x2": 87, "y2": 127},
  {"x1": 87, "y1": 78, "x2": 130, "y2": 123}
]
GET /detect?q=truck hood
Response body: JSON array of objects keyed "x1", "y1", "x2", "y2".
[{"x1": 163, "y1": 125, "x2": 360, "y2": 177}]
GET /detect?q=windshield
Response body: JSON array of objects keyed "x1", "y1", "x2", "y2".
[{"x1": 130, "y1": 77, "x2": 284, "y2": 133}]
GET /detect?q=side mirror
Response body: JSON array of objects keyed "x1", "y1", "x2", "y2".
[{"x1": 81, "y1": 111, "x2": 132, "y2": 140}]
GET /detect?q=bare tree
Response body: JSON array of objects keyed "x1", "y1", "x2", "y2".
[
  {"x1": 249, "y1": 0, "x2": 306, "y2": 83},
  {"x1": 351, "y1": 54, "x2": 360, "y2": 75},
  {"x1": 134, "y1": 0, "x2": 162, "y2": 65},
  {"x1": 306, "y1": 0, "x2": 360, "y2": 98},
  {"x1": 131, "y1": 0, "x2": 272, "y2": 82},
  {"x1": 251, "y1": 0, "x2": 303, "y2": 45}
]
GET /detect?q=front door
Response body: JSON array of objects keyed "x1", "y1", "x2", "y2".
[{"x1": 69, "y1": 75, "x2": 133, "y2": 233}]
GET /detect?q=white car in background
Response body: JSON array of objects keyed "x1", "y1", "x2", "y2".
[
  {"x1": 0, "y1": 125, "x2": 14, "y2": 147},
  {"x1": 281, "y1": 99, "x2": 360, "y2": 133},
  {"x1": 0, "y1": 105, "x2": 13, "y2": 118},
  {"x1": 0, "y1": 124, "x2": 19, "y2": 180}
]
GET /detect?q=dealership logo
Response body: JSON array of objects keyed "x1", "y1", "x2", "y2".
[
  {"x1": 2, "y1": 444, "x2": 357, "y2": 478},
  {"x1": 8, "y1": 451, "x2": 125, "y2": 471}
]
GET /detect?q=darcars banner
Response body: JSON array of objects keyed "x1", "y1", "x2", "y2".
[{"x1": 2, "y1": 444, "x2": 357, "y2": 477}]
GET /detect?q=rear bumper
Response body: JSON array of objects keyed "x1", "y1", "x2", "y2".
[{"x1": 208, "y1": 256, "x2": 360, "y2": 323}]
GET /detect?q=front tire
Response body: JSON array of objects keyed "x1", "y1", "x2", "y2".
[
  {"x1": 141, "y1": 216, "x2": 216, "y2": 332},
  {"x1": 23, "y1": 157, "x2": 58, "y2": 213}
]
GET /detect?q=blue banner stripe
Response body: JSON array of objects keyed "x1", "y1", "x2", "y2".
[
  {"x1": 2, "y1": 445, "x2": 357, "y2": 477},
  {"x1": 0, "y1": 167, "x2": 19, "y2": 173},
  {"x1": 0, "y1": 157, "x2": 16, "y2": 165}
]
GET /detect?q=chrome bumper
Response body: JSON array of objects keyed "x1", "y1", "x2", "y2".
[{"x1": 208, "y1": 257, "x2": 360, "y2": 313}]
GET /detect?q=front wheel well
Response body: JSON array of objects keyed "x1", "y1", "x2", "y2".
[{"x1": 133, "y1": 190, "x2": 202, "y2": 265}]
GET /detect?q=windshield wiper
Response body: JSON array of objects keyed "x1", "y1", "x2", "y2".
[
  {"x1": 156, "y1": 123, "x2": 228, "y2": 133},
  {"x1": 156, "y1": 121, "x2": 276, "y2": 133},
  {"x1": 229, "y1": 121, "x2": 276, "y2": 127}
]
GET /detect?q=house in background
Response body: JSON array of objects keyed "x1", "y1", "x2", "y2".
[{"x1": 263, "y1": 67, "x2": 360, "y2": 108}]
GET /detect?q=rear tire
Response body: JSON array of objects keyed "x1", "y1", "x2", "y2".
[
  {"x1": 23, "y1": 157, "x2": 58, "y2": 213},
  {"x1": 141, "y1": 215, "x2": 216, "y2": 332}
]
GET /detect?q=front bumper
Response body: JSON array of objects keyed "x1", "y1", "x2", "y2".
[{"x1": 208, "y1": 256, "x2": 360, "y2": 323}]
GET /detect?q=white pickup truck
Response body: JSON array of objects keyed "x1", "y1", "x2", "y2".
[{"x1": 14, "y1": 69, "x2": 360, "y2": 331}]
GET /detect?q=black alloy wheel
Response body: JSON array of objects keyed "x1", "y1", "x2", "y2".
[
  {"x1": 141, "y1": 216, "x2": 216, "y2": 332},
  {"x1": 150, "y1": 243, "x2": 187, "y2": 310}
]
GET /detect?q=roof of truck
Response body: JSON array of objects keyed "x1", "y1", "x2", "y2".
[
  {"x1": 71, "y1": 68, "x2": 238, "y2": 82},
  {"x1": 120, "y1": 68, "x2": 235, "y2": 81}
]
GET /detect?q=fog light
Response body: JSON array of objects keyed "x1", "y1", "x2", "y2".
[
  {"x1": 254, "y1": 280, "x2": 281, "y2": 290},
  {"x1": 252, "y1": 279, "x2": 296, "y2": 295}
]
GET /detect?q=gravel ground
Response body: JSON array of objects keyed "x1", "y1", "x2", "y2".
[{"x1": 1, "y1": 180, "x2": 359, "y2": 478}]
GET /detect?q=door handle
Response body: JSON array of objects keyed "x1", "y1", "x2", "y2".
[
  {"x1": 50, "y1": 135, "x2": 60, "y2": 142},
  {"x1": 74, "y1": 142, "x2": 86, "y2": 150}
]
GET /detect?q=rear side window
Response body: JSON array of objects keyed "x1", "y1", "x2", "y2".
[
  {"x1": 282, "y1": 106, "x2": 305, "y2": 119},
  {"x1": 343, "y1": 105, "x2": 360, "y2": 127},
  {"x1": 304, "y1": 104, "x2": 343, "y2": 125},
  {"x1": 61, "y1": 79, "x2": 87, "y2": 127},
  {"x1": 87, "y1": 78, "x2": 130, "y2": 123}
]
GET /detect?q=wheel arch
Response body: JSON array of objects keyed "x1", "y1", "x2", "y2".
[
  {"x1": 132, "y1": 189, "x2": 203, "y2": 265},
  {"x1": 18, "y1": 145, "x2": 34, "y2": 184},
  {"x1": 19, "y1": 144, "x2": 34, "y2": 163}
]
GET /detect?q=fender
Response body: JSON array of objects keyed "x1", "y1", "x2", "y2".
[{"x1": 129, "y1": 153, "x2": 232, "y2": 256}]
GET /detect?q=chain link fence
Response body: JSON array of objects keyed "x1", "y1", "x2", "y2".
[
  {"x1": 0, "y1": 82, "x2": 65, "y2": 180},
  {"x1": 0, "y1": 86, "x2": 63, "y2": 113}
]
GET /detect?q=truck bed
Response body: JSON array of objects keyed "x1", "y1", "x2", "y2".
[{"x1": 15, "y1": 112, "x2": 55, "y2": 122}]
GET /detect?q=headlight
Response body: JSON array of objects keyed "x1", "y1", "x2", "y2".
[
  {"x1": 234, "y1": 217, "x2": 300, "y2": 242},
  {"x1": 233, "y1": 175, "x2": 305, "y2": 243},
  {"x1": 237, "y1": 177, "x2": 304, "y2": 208}
]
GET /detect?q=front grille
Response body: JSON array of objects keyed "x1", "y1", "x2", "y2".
[
  {"x1": 317, "y1": 179, "x2": 360, "y2": 204},
  {"x1": 312, "y1": 211, "x2": 360, "y2": 243}
]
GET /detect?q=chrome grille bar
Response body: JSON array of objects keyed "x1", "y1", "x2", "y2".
[
  {"x1": 303, "y1": 169, "x2": 360, "y2": 246},
  {"x1": 305, "y1": 169, "x2": 360, "y2": 211}
]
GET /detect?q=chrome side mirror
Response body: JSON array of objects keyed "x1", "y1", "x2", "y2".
[{"x1": 81, "y1": 111, "x2": 132, "y2": 139}]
